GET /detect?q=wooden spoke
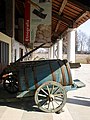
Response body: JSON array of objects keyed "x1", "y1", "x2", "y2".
[
  {"x1": 35, "y1": 81, "x2": 67, "y2": 113},
  {"x1": 51, "y1": 85, "x2": 54, "y2": 94},
  {"x1": 3, "y1": 75, "x2": 18, "y2": 93},
  {"x1": 52, "y1": 101, "x2": 55, "y2": 110},
  {"x1": 54, "y1": 99, "x2": 60, "y2": 106},
  {"x1": 47, "y1": 101, "x2": 50, "y2": 110},
  {"x1": 46, "y1": 85, "x2": 50, "y2": 95},
  {"x1": 41, "y1": 88, "x2": 48, "y2": 95},
  {"x1": 38, "y1": 93, "x2": 47, "y2": 97},
  {"x1": 39, "y1": 99, "x2": 48, "y2": 107},
  {"x1": 54, "y1": 93, "x2": 63, "y2": 97}
]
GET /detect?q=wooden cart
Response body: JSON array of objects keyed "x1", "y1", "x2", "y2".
[
  {"x1": 1, "y1": 58, "x2": 78, "y2": 112},
  {"x1": 0, "y1": 44, "x2": 84, "y2": 113}
]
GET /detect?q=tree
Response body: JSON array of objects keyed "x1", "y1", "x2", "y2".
[
  {"x1": 87, "y1": 36, "x2": 90, "y2": 52},
  {"x1": 76, "y1": 30, "x2": 88, "y2": 53}
]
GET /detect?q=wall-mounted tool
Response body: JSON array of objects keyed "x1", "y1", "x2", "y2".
[{"x1": 31, "y1": 1, "x2": 47, "y2": 19}]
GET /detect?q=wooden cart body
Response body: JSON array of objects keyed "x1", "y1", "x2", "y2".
[
  {"x1": 2, "y1": 59, "x2": 75, "y2": 92},
  {"x1": 20, "y1": 59, "x2": 71, "y2": 91}
]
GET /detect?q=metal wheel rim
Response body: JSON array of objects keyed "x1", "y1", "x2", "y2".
[{"x1": 35, "y1": 81, "x2": 67, "y2": 113}]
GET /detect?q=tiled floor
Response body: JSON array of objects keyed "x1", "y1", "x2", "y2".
[{"x1": 0, "y1": 64, "x2": 90, "y2": 120}]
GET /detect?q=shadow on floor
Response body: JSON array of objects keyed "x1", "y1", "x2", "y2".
[
  {"x1": 0, "y1": 83, "x2": 41, "y2": 112},
  {"x1": 74, "y1": 96, "x2": 90, "y2": 100},
  {"x1": 0, "y1": 97, "x2": 42, "y2": 112},
  {"x1": 67, "y1": 97, "x2": 90, "y2": 107}
]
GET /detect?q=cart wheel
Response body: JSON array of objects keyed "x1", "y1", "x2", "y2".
[
  {"x1": 35, "y1": 81, "x2": 67, "y2": 113},
  {"x1": 3, "y1": 75, "x2": 19, "y2": 94}
]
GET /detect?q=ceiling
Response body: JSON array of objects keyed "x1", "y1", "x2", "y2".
[
  {"x1": 52, "y1": 0, "x2": 90, "y2": 43},
  {"x1": 15, "y1": 0, "x2": 90, "y2": 47}
]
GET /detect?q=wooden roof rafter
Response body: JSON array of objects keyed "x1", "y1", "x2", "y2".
[
  {"x1": 55, "y1": 0, "x2": 68, "y2": 32},
  {"x1": 66, "y1": 2, "x2": 83, "y2": 12},
  {"x1": 69, "y1": 0, "x2": 90, "y2": 11},
  {"x1": 52, "y1": 12, "x2": 73, "y2": 26},
  {"x1": 73, "y1": 11, "x2": 90, "y2": 27}
]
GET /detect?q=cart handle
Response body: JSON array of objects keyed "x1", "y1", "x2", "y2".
[{"x1": 15, "y1": 43, "x2": 45, "y2": 63}]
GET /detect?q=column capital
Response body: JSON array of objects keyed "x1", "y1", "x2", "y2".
[
  {"x1": 67, "y1": 28, "x2": 77, "y2": 33},
  {"x1": 57, "y1": 37, "x2": 63, "y2": 41}
]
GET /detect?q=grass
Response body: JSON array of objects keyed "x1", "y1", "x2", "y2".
[
  {"x1": 63, "y1": 54, "x2": 90, "y2": 64},
  {"x1": 34, "y1": 53, "x2": 90, "y2": 64},
  {"x1": 76, "y1": 54, "x2": 89, "y2": 63}
]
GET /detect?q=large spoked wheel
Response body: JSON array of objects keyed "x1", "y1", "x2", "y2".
[
  {"x1": 3, "y1": 75, "x2": 19, "y2": 94},
  {"x1": 35, "y1": 81, "x2": 67, "y2": 113}
]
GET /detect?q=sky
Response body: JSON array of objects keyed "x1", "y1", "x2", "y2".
[{"x1": 77, "y1": 19, "x2": 90, "y2": 37}]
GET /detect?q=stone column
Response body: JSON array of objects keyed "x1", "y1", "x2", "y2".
[
  {"x1": 50, "y1": 46, "x2": 53, "y2": 59},
  {"x1": 57, "y1": 38, "x2": 63, "y2": 60},
  {"x1": 53, "y1": 43, "x2": 57, "y2": 59},
  {"x1": 67, "y1": 28, "x2": 76, "y2": 79},
  {"x1": 11, "y1": 0, "x2": 15, "y2": 62},
  {"x1": 48, "y1": 48, "x2": 50, "y2": 59},
  {"x1": 67, "y1": 28, "x2": 76, "y2": 63}
]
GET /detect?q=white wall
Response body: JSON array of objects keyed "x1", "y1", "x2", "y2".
[
  {"x1": 0, "y1": 32, "x2": 11, "y2": 64},
  {"x1": 12, "y1": 40, "x2": 31, "y2": 62}
]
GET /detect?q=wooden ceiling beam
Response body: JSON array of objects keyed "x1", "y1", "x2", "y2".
[
  {"x1": 74, "y1": 11, "x2": 90, "y2": 25},
  {"x1": 58, "y1": 0, "x2": 67, "y2": 14},
  {"x1": 55, "y1": 0, "x2": 67, "y2": 32},
  {"x1": 69, "y1": 0, "x2": 90, "y2": 11},
  {"x1": 52, "y1": 12, "x2": 73, "y2": 27}
]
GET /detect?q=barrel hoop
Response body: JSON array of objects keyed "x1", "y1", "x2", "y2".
[
  {"x1": 18, "y1": 78, "x2": 22, "y2": 91},
  {"x1": 61, "y1": 65, "x2": 67, "y2": 86},
  {"x1": 32, "y1": 66, "x2": 38, "y2": 89},
  {"x1": 16, "y1": 73, "x2": 22, "y2": 91},
  {"x1": 60, "y1": 72, "x2": 63, "y2": 85},
  {"x1": 57, "y1": 60, "x2": 63, "y2": 85},
  {"x1": 24, "y1": 68, "x2": 30, "y2": 90},
  {"x1": 65, "y1": 62, "x2": 72, "y2": 85},
  {"x1": 49, "y1": 62, "x2": 56, "y2": 81}
]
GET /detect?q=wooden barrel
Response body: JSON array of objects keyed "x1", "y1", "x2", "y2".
[{"x1": 18, "y1": 59, "x2": 73, "y2": 91}]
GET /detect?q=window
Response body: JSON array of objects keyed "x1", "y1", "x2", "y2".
[{"x1": 0, "y1": 41, "x2": 9, "y2": 65}]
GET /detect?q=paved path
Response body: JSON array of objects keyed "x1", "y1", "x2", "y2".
[
  {"x1": 0, "y1": 64, "x2": 90, "y2": 120},
  {"x1": 66, "y1": 64, "x2": 90, "y2": 120},
  {"x1": 0, "y1": 106, "x2": 74, "y2": 120}
]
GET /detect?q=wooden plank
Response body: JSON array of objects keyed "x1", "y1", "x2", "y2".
[
  {"x1": 67, "y1": 1, "x2": 83, "y2": 11},
  {"x1": 65, "y1": 6, "x2": 81, "y2": 15},
  {"x1": 63, "y1": 9, "x2": 77, "y2": 17},
  {"x1": 69, "y1": 63, "x2": 81, "y2": 68},
  {"x1": 75, "y1": 11, "x2": 90, "y2": 23},
  {"x1": 55, "y1": 0, "x2": 67, "y2": 32},
  {"x1": 73, "y1": 79, "x2": 85, "y2": 88},
  {"x1": 69, "y1": 0, "x2": 90, "y2": 11},
  {"x1": 52, "y1": 12, "x2": 73, "y2": 26}
]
